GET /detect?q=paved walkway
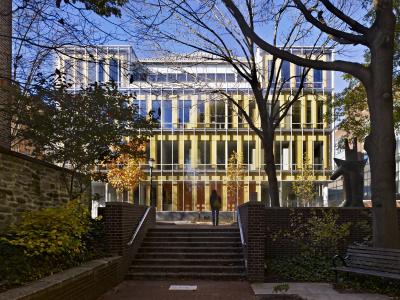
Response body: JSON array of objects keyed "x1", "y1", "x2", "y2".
[
  {"x1": 98, "y1": 280, "x2": 257, "y2": 300},
  {"x1": 98, "y1": 281, "x2": 391, "y2": 300},
  {"x1": 98, "y1": 281, "x2": 392, "y2": 300},
  {"x1": 252, "y1": 282, "x2": 390, "y2": 300}
]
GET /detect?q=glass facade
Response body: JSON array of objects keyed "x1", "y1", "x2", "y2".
[{"x1": 61, "y1": 45, "x2": 334, "y2": 210}]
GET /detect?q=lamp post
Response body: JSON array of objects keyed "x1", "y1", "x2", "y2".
[{"x1": 148, "y1": 158, "x2": 155, "y2": 207}]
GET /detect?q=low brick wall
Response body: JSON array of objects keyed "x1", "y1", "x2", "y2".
[
  {"x1": 0, "y1": 146, "x2": 90, "y2": 229},
  {"x1": 0, "y1": 257, "x2": 121, "y2": 300},
  {"x1": 237, "y1": 204, "x2": 400, "y2": 282},
  {"x1": 0, "y1": 203, "x2": 156, "y2": 300},
  {"x1": 265, "y1": 207, "x2": 372, "y2": 258}
]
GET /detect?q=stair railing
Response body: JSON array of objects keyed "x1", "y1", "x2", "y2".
[
  {"x1": 237, "y1": 208, "x2": 247, "y2": 269},
  {"x1": 127, "y1": 206, "x2": 151, "y2": 246}
]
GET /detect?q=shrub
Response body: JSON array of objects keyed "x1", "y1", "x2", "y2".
[
  {"x1": 267, "y1": 209, "x2": 352, "y2": 281},
  {"x1": 0, "y1": 200, "x2": 104, "y2": 288}
]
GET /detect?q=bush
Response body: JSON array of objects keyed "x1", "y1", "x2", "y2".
[
  {"x1": 0, "y1": 200, "x2": 105, "y2": 288},
  {"x1": 267, "y1": 209, "x2": 352, "y2": 281}
]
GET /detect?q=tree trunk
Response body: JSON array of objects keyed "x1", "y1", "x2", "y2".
[
  {"x1": 263, "y1": 134, "x2": 280, "y2": 207},
  {"x1": 0, "y1": 0, "x2": 12, "y2": 148},
  {"x1": 364, "y1": 5, "x2": 400, "y2": 248}
]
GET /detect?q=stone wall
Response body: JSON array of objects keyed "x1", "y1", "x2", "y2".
[{"x1": 0, "y1": 146, "x2": 90, "y2": 229}]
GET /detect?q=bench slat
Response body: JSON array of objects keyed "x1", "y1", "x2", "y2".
[
  {"x1": 347, "y1": 255, "x2": 400, "y2": 267},
  {"x1": 333, "y1": 266, "x2": 400, "y2": 280},
  {"x1": 347, "y1": 261, "x2": 400, "y2": 273},
  {"x1": 348, "y1": 246, "x2": 400, "y2": 255}
]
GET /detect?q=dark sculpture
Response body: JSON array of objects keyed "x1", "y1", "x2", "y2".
[{"x1": 330, "y1": 138, "x2": 367, "y2": 207}]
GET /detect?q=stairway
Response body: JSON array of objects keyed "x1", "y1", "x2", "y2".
[{"x1": 126, "y1": 225, "x2": 246, "y2": 280}]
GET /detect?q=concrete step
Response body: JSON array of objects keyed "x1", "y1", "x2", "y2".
[
  {"x1": 149, "y1": 227, "x2": 239, "y2": 233},
  {"x1": 132, "y1": 258, "x2": 244, "y2": 266},
  {"x1": 138, "y1": 246, "x2": 243, "y2": 253},
  {"x1": 129, "y1": 265, "x2": 245, "y2": 273},
  {"x1": 144, "y1": 236, "x2": 241, "y2": 243},
  {"x1": 125, "y1": 271, "x2": 246, "y2": 280},
  {"x1": 147, "y1": 231, "x2": 240, "y2": 237},
  {"x1": 141, "y1": 241, "x2": 241, "y2": 248},
  {"x1": 135, "y1": 252, "x2": 244, "y2": 259}
]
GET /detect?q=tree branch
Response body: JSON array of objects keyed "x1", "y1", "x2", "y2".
[
  {"x1": 319, "y1": 0, "x2": 369, "y2": 34},
  {"x1": 222, "y1": 0, "x2": 371, "y2": 84},
  {"x1": 292, "y1": 0, "x2": 367, "y2": 45}
]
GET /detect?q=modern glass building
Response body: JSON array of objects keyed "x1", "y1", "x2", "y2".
[{"x1": 58, "y1": 45, "x2": 335, "y2": 211}]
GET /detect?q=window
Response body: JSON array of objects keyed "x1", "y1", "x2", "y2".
[
  {"x1": 178, "y1": 100, "x2": 191, "y2": 126},
  {"x1": 292, "y1": 101, "x2": 301, "y2": 128},
  {"x1": 184, "y1": 141, "x2": 191, "y2": 166},
  {"x1": 306, "y1": 100, "x2": 312, "y2": 127},
  {"x1": 296, "y1": 65, "x2": 303, "y2": 88},
  {"x1": 152, "y1": 100, "x2": 161, "y2": 120},
  {"x1": 317, "y1": 100, "x2": 323, "y2": 128},
  {"x1": 243, "y1": 141, "x2": 256, "y2": 167},
  {"x1": 64, "y1": 60, "x2": 73, "y2": 83},
  {"x1": 157, "y1": 74, "x2": 167, "y2": 82},
  {"x1": 237, "y1": 73, "x2": 246, "y2": 82},
  {"x1": 267, "y1": 60, "x2": 276, "y2": 83},
  {"x1": 157, "y1": 140, "x2": 178, "y2": 170},
  {"x1": 133, "y1": 99, "x2": 147, "y2": 117},
  {"x1": 197, "y1": 100, "x2": 205, "y2": 125},
  {"x1": 227, "y1": 141, "x2": 237, "y2": 159},
  {"x1": 177, "y1": 73, "x2": 186, "y2": 82},
  {"x1": 167, "y1": 73, "x2": 177, "y2": 82},
  {"x1": 98, "y1": 60, "x2": 105, "y2": 82},
  {"x1": 226, "y1": 73, "x2": 235, "y2": 82},
  {"x1": 197, "y1": 73, "x2": 207, "y2": 81},
  {"x1": 148, "y1": 74, "x2": 157, "y2": 82},
  {"x1": 281, "y1": 60, "x2": 290, "y2": 88},
  {"x1": 314, "y1": 69, "x2": 323, "y2": 88},
  {"x1": 210, "y1": 100, "x2": 225, "y2": 128},
  {"x1": 313, "y1": 141, "x2": 323, "y2": 170},
  {"x1": 292, "y1": 141, "x2": 297, "y2": 170},
  {"x1": 198, "y1": 141, "x2": 211, "y2": 166},
  {"x1": 88, "y1": 61, "x2": 96, "y2": 83},
  {"x1": 162, "y1": 99, "x2": 173, "y2": 128},
  {"x1": 109, "y1": 59, "x2": 119, "y2": 82},
  {"x1": 217, "y1": 141, "x2": 225, "y2": 170},
  {"x1": 216, "y1": 73, "x2": 225, "y2": 82},
  {"x1": 207, "y1": 73, "x2": 216, "y2": 81},
  {"x1": 76, "y1": 60, "x2": 84, "y2": 84}
]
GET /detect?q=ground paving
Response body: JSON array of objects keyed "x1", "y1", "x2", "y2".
[
  {"x1": 98, "y1": 281, "x2": 391, "y2": 300},
  {"x1": 97, "y1": 280, "x2": 257, "y2": 300},
  {"x1": 252, "y1": 282, "x2": 391, "y2": 300}
]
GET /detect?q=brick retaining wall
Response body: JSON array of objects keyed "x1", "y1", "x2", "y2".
[
  {"x1": 0, "y1": 146, "x2": 90, "y2": 229},
  {"x1": 0, "y1": 203, "x2": 156, "y2": 299},
  {"x1": 238, "y1": 203, "x2": 400, "y2": 282},
  {"x1": 0, "y1": 257, "x2": 121, "y2": 300}
]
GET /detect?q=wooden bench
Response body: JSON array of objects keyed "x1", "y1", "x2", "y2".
[{"x1": 332, "y1": 245, "x2": 400, "y2": 282}]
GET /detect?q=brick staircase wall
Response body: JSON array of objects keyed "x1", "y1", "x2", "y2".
[{"x1": 238, "y1": 203, "x2": 400, "y2": 282}]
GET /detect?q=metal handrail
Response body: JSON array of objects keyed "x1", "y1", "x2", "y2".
[
  {"x1": 127, "y1": 207, "x2": 151, "y2": 246},
  {"x1": 237, "y1": 209, "x2": 247, "y2": 269},
  {"x1": 237, "y1": 209, "x2": 247, "y2": 246}
]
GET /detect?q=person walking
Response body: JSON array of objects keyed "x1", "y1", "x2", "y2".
[{"x1": 210, "y1": 189, "x2": 221, "y2": 226}]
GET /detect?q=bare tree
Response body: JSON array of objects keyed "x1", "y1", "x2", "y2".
[
  {"x1": 219, "y1": 0, "x2": 399, "y2": 249},
  {"x1": 123, "y1": 0, "x2": 331, "y2": 207},
  {"x1": 6, "y1": 0, "x2": 128, "y2": 148}
]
